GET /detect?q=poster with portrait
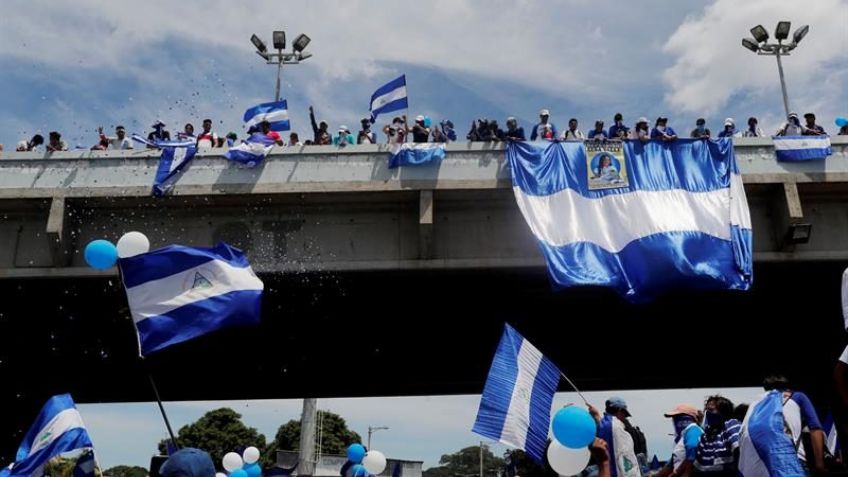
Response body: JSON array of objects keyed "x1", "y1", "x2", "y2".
[{"x1": 586, "y1": 141, "x2": 629, "y2": 190}]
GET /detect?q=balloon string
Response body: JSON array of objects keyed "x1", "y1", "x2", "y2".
[{"x1": 560, "y1": 372, "x2": 589, "y2": 405}]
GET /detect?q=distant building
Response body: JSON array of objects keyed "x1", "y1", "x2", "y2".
[{"x1": 276, "y1": 451, "x2": 423, "y2": 477}]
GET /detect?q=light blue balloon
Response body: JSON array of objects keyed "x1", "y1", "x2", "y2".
[
  {"x1": 230, "y1": 469, "x2": 249, "y2": 477},
  {"x1": 424, "y1": 116, "x2": 432, "y2": 128},
  {"x1": 351, "y1": 464, "x2": 368, "y2": 477},
  {"x1": 244, "y1": 463, "x2": 262, "y2": 477},
  {"x1": 347, "y1": 444, "x2": 366, "y2": 464},
  {"x1": 84, "y1": 239, "x2": 118, "y2": 270},
  {"x1": 551, "y1": 406, "x2": 597, "y2": 449},
  {"x1": 836, "y1": 117, "x2": 848, "y2": 127}
]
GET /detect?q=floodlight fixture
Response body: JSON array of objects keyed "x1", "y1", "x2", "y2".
[
  {"x1": 273, "y1": 31, "x2": 286, "y2": 50},
  {"x1": 775, "y1": 21, "x2": 791, "y2": 41},
  {"x1": 750, "y1": 24, "x2": 769, "y2": 43}
]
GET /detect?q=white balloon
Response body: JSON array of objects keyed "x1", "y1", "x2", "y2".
[
  {"x1": 216, "y1": 473, "x2": 228, "y2": 477},
  {"x1": 222, "y1": 452, "x2": 244, "y2": 472},
  {"x1": 362, "y1": 451, "x2": 387, "y2": 475},
  {"x1": 547, "y1": 441, "x2": 590, "y2": 476},
  {"x1": 243, "y1": 446, "x2": 261, "y2": 465},
  {"x1": 116, "y1": 231, "x2": 150, "y2": 258}
]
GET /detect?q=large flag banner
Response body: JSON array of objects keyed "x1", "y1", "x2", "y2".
[
  {"x1": 738, "y1": 391, "x2": 804, "y2": 477},
  {"x1": 773, "y1": 135, "x2": 832, "y2": 162},
  {"x1": 119, "y1": 242, "x2": 264, "y2": 356},
  {"x1": 0, "y1": 394, "x2": 93, "y2": 477},
  {"x1": 131, "y1": 134, "x2": 196, "y2": 149},
  {"x1": 388, "y1": 143, "x2": 445, "y2": 169},
  {"x1": 507, "y1": 139, "x2": 753, "y2": 302},
  {"x1": 244, "y1": 100, "x2": 290, "y2": 132},
  {"x1": 152, "y1": 146, "x2": 198, "y2": 197},
  {"x1": 472, "y1": 324, "x2": 560, "y2": 463},
  {"x1": 370, "y1": 75, "x2": 408, "y2": 124},
  {"x1": 225, "y1": 133, "x2": 276, "y2": 167}
]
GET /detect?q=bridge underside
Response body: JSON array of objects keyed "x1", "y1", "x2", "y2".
[{"x1": 2, "y1": 261, "x2": 846, "y2": 456}]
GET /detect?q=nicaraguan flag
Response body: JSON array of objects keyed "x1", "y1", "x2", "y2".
[
  {"x1": 821, "y1": 413, "x2": 839, "y2": 455},
  {"x1": 72, "y1": 451, "x2": 96, "y2": 477},
  {"x1": 472, "y1": 324, "x2": 560, "y2": 463},
  {"x1": 738, "y1": 391, "x2": 804, "y2": 477},
  {"x1": 152, "y1": 146, "x2": 197, "y2": 197},
  {"x1": 225, "y1": 133, "x2": 276, "y2": 167},
  {"x1": 389, "y1": 143, "x2": 445, "y2": 169},
  {"x1": 244, "y1": 100, "x2": 290, "y2": 131},
  {"x1": 507, "y1": 139, "x2": 753, "y2": 302},
  {"x1": 131, "y1": 133, "x2": 196, "y2": 149},
  {"x1": 118, "y1": 242, "x2": 264, "y2": 356},
  {"x1": 370, "y1": 75, "x2": 408, "y2": 123},
  {"x1": 0, "y1": 394, "x2": 93, "y2": 477},
  {"x1": 773, "y1": 135, "x2": 832, "y2": 162},
  {"x1": 598, "y1": 415, "x2": 641, "y2": 477}
]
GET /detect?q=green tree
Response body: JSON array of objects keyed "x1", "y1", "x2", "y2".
[
  {"x1": 264, "y1": 411, "x2": 361, "y2": 466},
  {"x1": 157, "y1": 408, "x2": 266, "y2": 470},
  {"x1": 43, "y1": 454, "x2": 103, "y2": 477},
  {"x1": 502, "y1": 449, "x2": 557, "y2": 477},
  {"x1": 103, "y1": 465, "x2": 149, "y2": 477},
  {"x1": 423, "y1": 445, "x2": 504, "y2": 477}
]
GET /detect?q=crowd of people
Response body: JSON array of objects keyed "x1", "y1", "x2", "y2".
[
  {"x1": 4, "y1": 108, "x2": 846, "y2": 154},
  {"x1": 582, "y1": 373, "x2": 835, "y2": 477}
]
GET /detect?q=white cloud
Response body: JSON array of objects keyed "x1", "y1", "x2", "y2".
[{"x1": 662, "y1": 0, "x2": 848, "y2": 121}]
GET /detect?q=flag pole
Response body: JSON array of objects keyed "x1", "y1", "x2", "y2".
[
  {"x1": 559, "y1": 371, "x2": 589, "y2": 406},
  {"x1": 145, "y1": 363, "x2": 179, "y2": 448}
]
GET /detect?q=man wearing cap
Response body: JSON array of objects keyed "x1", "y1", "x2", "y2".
[
  {"x1": 147, "y1": 121, "x2": 171, "y2": 148},
  {"x1": 609, "y1": 113, "x2": 630, "y2": 140},
  {"x1": 530, "y1": 109, "x2": 558, "y2": 141},
  {"x1": 631, "y1": 117, "x2": 650, "y2": 142},
  {"x1": 357, "y1": 118, "x2": 376, "y2": 144},
  {"x1": 654, "y1": 404, "x2": 703, "y2": 477},
  {"x1": 717, "y1": 118, "x2": 739, "y2": 138},
  {"x1": 777, "y1": 113, "x2": 804, "y2": 136},
  {"x1": 588, "y1": 120, "x2": 608, "y2": 140},
  {"x1": 159, "y1": 448, "x2": 216, "y2": 477},
  {"x1": 742, "y1": 117, "x2": 764, "y2": 138},
  {"x1": 333, "y1": 126, "x2": 356, "y2": 146},
  {"x1": 409, "y1": 115, "x2": 431, "y2": 143},
  {"x1": 651, "y1": 117, "x2": 678, "y2": 142},
  {"x1": 504, "y1": 117, "x2": 526, "y2": 141},
  {"x1": 591, "y1": 398, "x2": 644, "y2": 477},
  {"x1": 802, "y1": 113, "x2": 826, "y2": 136},
  {"x1": 690, "y1": 118, "x2": 711, "y2": 139}
]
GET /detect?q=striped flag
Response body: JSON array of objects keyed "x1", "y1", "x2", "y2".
[
  {"x1": 0, "y1": 394, "x2": 94, "y2": 477},
  {"x1": 773, "y1": 135, "x2": 832, "y2": 162},
  {"x1": 738, "y1": 391, "x2": 804, "y2": 477},
  {"x1": 244, "y1": 100, "x2": 290, "y2": 132},
  {"x1": 370, "y1": 75, "x2": 408, "y2": 124},
  {"x1": 72, "y1": 450, "x2": 96, "y2": 477},
  {"x1": 118, "y1": 242, "x2": 264, "y2": 356},
  {"x1": 225, "y1": 133, "x2": 276, "y2": 167},
  {"x1": 472, "y1": 324, "x2": 560, "y2": 463}
]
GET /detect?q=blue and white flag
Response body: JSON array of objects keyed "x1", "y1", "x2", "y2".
[
  {"x1": 0, "y1": 394, "x2": 93, "y2": 477},
  {"x1": 118, "y1": 242, "x2": 264, "y2": 356},
  {"x1": 370, "y1": 75, "x2": 408, "y2": 123},
  {"x1": 131, "y1": 133, "x2": 196, "y2": 149},
  {"x1": 773, "y1": 135, "x2": 832, "y2": 162},
  {"x1": 152, "y1": 146, "x2": 198, "y2": 197},
  {"x1": 472, "y1": 324, "x2": 560, "y2": 463},
  {"x1": 738, "y1": 391, "x2": 805, "y2": 477},
  {"x1": 244, "y1": 100, "x2": 290, "y2": 131},
  {"x1": 72, "y1": 451, "x2": 96, "y2": 477},
  {"x1": 388, "y1": 143, "x2": 445, "y2": 169},
  {"x1": 507, "y1": 139, "x2": 753, "y2": 302},
  {"x1": 225, "y1": 133, "x2": 276, "y2": 167}
]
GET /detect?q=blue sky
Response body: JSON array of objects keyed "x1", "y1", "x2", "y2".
[
  {"x1": 2, "y1": 0, "x2": 847, "y2": 471},
  {"x1": 77, "y1": 388, "x2": 766, "y2": 470},
  {"x1": 0, "y1": 0, "x2": 846, "y2": 150}
]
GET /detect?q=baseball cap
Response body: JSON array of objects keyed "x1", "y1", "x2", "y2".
[
  {"x1": 724, "y1": 117, "x2": 735, "y2": 126},
  {"x1": 614, "y1": 113, "x2": 623, "y2": 121},
  {"x1": 159, "y1": 448, "x2": 216, "y2": 477},
  {"x1": 696, "y1": 118, "x2": 706, "y2": 125},
  {"x1": 804, "y1": 112, "x2": 816, "y2": 119},
  {"x1": 664, "y1": 404, "x2": 699, "y2": 419},
  {"x1": 788, "y1": 112, "x2": 799, "y2": 119},
  {"x1": 152, "y1": 120, "x2": 166, "y2": 128},
  {"x1": 339, "y1": 125, "x2": 348, "y2": 132},
  {"x1": 605, "y1": 396, "x2": 631, "y2": 417},
  {"x1": 636, "y1": 117, "x2": 648, "y2": 124},
  {"x1": 539, "y1": 109, "x2": 550, "y2": 116}
]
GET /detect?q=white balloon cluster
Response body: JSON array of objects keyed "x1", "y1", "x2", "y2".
[
  {"x1": 546, "y1": 441, "x2": 590, "y2": 476},
  {"x1": 221, "y1": 447, "x2": 262, "y2": 477}
]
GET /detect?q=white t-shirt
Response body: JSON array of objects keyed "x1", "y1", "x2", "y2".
[
  {"x1": 108, "y1": 137, "x2": 133, "y2": 150},
  {"x1": 561, "y1": 129, "x2": 585, "y2": 140},
  {"x1": 16, "y1": 140, "x2": 29, "y2": 151}
]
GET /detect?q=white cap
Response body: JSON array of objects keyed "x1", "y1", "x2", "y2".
[
  {"x1": 339, "y1": 125, "x2": 348, "y2": 132},
  {"x1": 539, "y1": 109, "x2": 550, "y2": 116},
  {"x1": 415, "y1": 115, "x2": 425, "y2": 122},
  {"x1": 636, "y1": 117, "x2": 648, "y2": 124},
  {"x1": 724, "y1": 117, "x2": 735, "y2": 126}
]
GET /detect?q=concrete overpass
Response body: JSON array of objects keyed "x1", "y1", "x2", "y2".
[{"x1": 1, "y1": 138, "x2": 847, "y2": 456}]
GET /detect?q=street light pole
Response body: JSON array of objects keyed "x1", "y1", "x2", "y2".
[
  {"x1": 250, "y1": 31, "x2": 313, "y2": 102},
  {"x1": 740, "y1": 21, "x2": 809, "y2": 119},
  {"x1": 275, "y1": 60, "x2": 283, "y2": 102},
  {"x1": 367, "y1": 426, "x2": 389, "y2": 449}
]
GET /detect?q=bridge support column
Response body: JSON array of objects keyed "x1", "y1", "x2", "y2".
[
  {"x1": 776, "y1": 182, "x2": 808, "y2": 251},
  {"x1": 419, "y1": 190, "x2": 434, "y2": 260},
  {"x1": 45, "y1": 196, "x2": 70, "y2": 267}
]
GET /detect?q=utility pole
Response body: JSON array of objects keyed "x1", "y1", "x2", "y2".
[
  {"x1": 298, "y1": 398, "x2": 318, "y2": 476},
  {"x1": 479, "y1": 442, "x2": 484, "y2": 477}
]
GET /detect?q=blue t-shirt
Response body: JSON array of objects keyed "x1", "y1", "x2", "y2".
[
  {"x1": 609, "y1": 124, "x2": 630, "y2": 139},
  {"x1": 790, "y1": 391, "x2": 822, "y2": 430},
  {"x1": 651, "y1": 127, "x2": 677, "y2": 139},
  {"x1": 684, "y1": 425, "x2": 705, "y2": 460},
  {"x1": 587, "y1": 129, "x2": 608, "y2": 139}
]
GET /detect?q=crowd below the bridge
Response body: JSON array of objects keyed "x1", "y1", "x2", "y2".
[{"x1": 4, "y1": 108, "x2": 847, "y2": 153}]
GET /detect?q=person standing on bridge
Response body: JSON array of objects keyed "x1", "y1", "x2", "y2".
[
  {"x1": 147, "y1": 120, "x2": 171, "y2": 147},
  {"x1": 530, "y1": 109, "x2": 557, "y2": 140},
  {"x1": 98, "y1": 125, "x2": 133, "y2": 150},
  {"x1": 15, "y1": 134, "x2": 43, "y2": 151},
  {"x1": 309, "y1": 106, "x2": 332, "y2": 145},
  {"x1": 802, "y1": 113, "x2": 826, "y2": 136},
  {"x1": 742, "y1": 117, "x2": 764, "y2": 138},
  {"x1": 653, "y1": 404, "x2": 703, "y2": 477},
  {"x1": 690, "y1": 118, "x2": 711, "y2": 139},
  {"x1": 196, "y1": 119, "x2": 219, "y2": 149},
  {"x1": 777, "y1": 113, "x2": 804, "y2": 136},
  {"x1": 609, "y1": 113, "x2": 630, "y2": 140},
  {"x1": 357, "y1": 118, "x2": 377, "y2": 144},
  {"x1": 46, "y1": 131, "x2": 68, "y2": 152}
]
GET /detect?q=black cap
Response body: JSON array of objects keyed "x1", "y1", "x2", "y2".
[
  {"x1": 614, "y1": 113, "x2": 623, "y2": 121},
  {"x1": 696, "y1": 118, "x2": 705, "y2": 125},
  {"x1": 804, "y1": 112, "x2": 815, "y2": 119}
]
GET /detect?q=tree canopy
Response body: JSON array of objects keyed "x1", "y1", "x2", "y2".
[
  {"x1": 423, "y1": 445, "x2": 504, "y2": 477},
  {"x1": 264, "y1": 411, "x2": 361, "y2": 467},
  {"x1": 102, "y1": 465, "x2": 148, "y2": 477}
]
